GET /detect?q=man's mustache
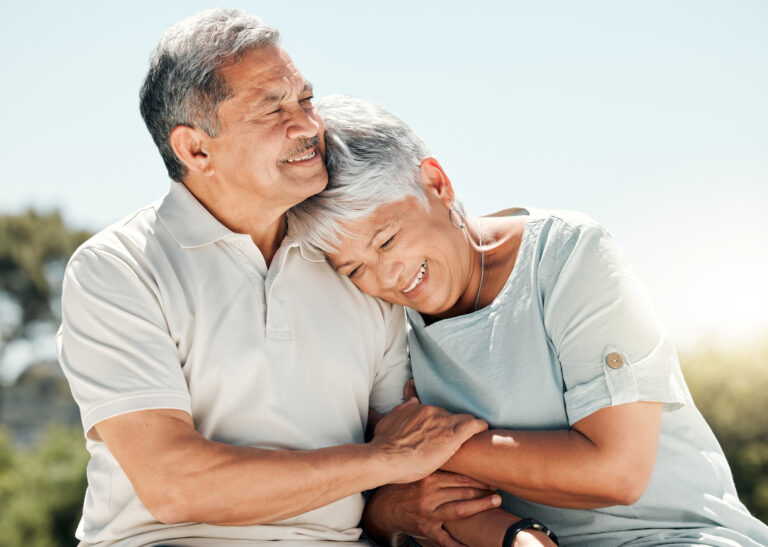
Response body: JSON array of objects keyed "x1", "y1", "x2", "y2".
[{"x1": 283, "y1": 136, "x2": 320, "y2": 162}]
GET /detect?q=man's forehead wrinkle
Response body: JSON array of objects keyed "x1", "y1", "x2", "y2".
[{"x1": 238, "y1": 72, "x2": 309, "y2": 103}]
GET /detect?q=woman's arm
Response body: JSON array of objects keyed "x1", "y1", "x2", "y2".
[
  {"x1": 442, "y1": 400, "x2": 663, "y2": 508},
  {"x1": 362, "y1": 402, "x2": 659, "y2": 546},
  {"x1": 439, "y1": 220, "x2": 669, "y2": 508}
]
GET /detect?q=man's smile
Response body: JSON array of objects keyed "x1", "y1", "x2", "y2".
[{"x1": 285, "y1": 149, "x2": 317, "y2": 163}]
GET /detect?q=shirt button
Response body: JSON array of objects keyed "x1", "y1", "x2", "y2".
[{"x1": 605, "y1": 352, "x2": 624, "y2": 369}]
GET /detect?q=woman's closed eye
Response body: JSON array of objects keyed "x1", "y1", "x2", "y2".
[{"x1": 380, "y1": 233, "x2": 397, "y2": 249}]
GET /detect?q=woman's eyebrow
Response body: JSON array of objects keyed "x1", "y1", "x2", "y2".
[{"x1": 331, "y1": 224, "x2": 392, "y2": 271}]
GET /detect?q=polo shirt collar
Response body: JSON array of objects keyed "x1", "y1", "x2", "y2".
[
  {"x1": 156, "y1": 182, "x2": 234, "y2": 249},
  {"x1": 156, "y1": 182, "x2": 328, "y2": 263},
  {"x1": 281, "y1": 234, "x2": 326, "y2": 263}
]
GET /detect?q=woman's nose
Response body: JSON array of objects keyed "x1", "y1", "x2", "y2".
[{"x1": 377, "y1": 260, "x2": 404, "y2": 290}]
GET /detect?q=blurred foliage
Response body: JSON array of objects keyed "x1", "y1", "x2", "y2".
[
  {"x1": 0, "y1": 426, "x2": 87, "y2": 547},
  {"x1": 0, "y1": 210, "x2": 90, "y2": 370},
  {"x1": 0, "y1": 209, "x2": 90, "y2": 325},
  {"x1": 681, "y1": 341, "x2": 768, "y2": 524}
]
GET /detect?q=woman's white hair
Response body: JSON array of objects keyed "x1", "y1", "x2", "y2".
[{"x1": 287, "y1": 95, "x2": 432, "y2": 253}]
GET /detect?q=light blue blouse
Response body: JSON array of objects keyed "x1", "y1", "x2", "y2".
[{"x1": 407, "y1": 209, "x2": 768, "y2": 546}]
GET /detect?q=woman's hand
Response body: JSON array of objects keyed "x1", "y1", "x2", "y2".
[{"x1": 363, "y1": 471, "x2": 502, "y2": 547}]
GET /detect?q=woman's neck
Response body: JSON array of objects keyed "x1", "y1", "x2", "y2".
[{"x1": 424, "y1": 215, "x2": 527, "y2": 324}]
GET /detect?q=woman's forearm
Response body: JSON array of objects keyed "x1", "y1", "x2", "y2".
[
  {"x1": 441, "y1": 429, "x2": 618, "y2": 507},
  {"x1": 442, "y1": 403, "x2": 663, "y2": 508}
]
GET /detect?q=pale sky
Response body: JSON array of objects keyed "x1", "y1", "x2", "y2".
[{"x1": 1, "y1": 0, "x2": 767, "y2": 363}]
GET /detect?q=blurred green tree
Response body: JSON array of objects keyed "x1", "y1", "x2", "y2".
[
  {"x1": 0, "y1": 210, "x2": 90, "y2": 387},
  {"x1": 682, "y1": 341, "x2": 768, "y2": 523},
  {"x1": 0, "y1": 426, "x2": 88, "y2": 547}
]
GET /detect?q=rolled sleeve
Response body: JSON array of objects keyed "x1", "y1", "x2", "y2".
[
  {"x1": 57, "y1": 246, "x2": 191, "y2": 437},
  {"x1": 542, "y1": 221, "x2": 686, "y2": 426}
]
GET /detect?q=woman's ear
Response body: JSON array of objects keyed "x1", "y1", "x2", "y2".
[
  {"x1": 169, "y1": 125, "x2": 215, "y2": 177},
  {"x1": 419, "y1": 157, "x2": 455, "y2": 208}
]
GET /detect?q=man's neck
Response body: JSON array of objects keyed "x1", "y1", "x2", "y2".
[{"x1": 182, "y1": 178, "x2": 288, "y2": 267}]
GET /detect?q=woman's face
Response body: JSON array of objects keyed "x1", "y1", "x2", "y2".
[{"x1": 326, "y1": 186, "x2": 474, "y2": 316}]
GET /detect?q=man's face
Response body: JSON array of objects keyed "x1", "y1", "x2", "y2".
[{"x1": 206, "y1": 46, "x2": 327, "y2": 212}]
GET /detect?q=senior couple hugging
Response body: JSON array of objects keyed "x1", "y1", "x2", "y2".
[{"x1": 57, "y1": 8, "x2": 768, "y2": 547}]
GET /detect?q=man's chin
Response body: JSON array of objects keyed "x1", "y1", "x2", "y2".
[
  {"x1": 305, "y1": 171, "x2": 329, "y2": 196},
  {"x1": 291, "y1": 172, "x2": 329, "y2": 205}
]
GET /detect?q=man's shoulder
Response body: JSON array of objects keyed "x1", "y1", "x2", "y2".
[{"x1": 66, "y1": 199, "x2": 173, "y2": 277}]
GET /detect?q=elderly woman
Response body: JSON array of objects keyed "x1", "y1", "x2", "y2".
[{"x1": 288, "y1": 95, "x2": 768, "y2": 547}]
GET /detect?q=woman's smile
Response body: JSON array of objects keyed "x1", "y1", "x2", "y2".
[{"x1": 402, "y1": 260, "x2": 428, "y2": 295}]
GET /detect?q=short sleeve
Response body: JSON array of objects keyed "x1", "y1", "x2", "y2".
[
  {"x1": 57, "y1": 247, "x2": 191, "y2": 438},
  {"x1": 368, "y1": 303, "x2": 411, "y2": 414},
  {"x1": 542, "y1": 221, "x2": 686, "y2": 426}
]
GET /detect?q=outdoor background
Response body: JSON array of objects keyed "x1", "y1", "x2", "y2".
[{"x1": 1, "y1": 1, "x2": 766, "y2": 544}]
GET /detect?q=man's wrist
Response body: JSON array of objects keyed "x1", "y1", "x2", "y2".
[
  {"x1": 361, "y1": 486, "x2": 406, "y2": 547},
  {"x1": 364, "y1": 439, "x2": 406, "y2": 485}
]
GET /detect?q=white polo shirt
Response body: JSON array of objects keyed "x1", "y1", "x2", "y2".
[{"x1": 56, "y1": 181, "x2": 410, "y2": 547}]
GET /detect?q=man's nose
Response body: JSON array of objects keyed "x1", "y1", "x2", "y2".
[{"x1": 286, "y1": 106, "x2": 320, "y2": 140}]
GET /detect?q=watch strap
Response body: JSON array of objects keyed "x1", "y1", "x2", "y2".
[{"x1": 502, "y1": 517, "x2": 559, "y2": 546}]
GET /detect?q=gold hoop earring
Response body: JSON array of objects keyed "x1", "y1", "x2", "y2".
[{"x1": 449, "y1": 206, "x2": 466, "y2": 229}]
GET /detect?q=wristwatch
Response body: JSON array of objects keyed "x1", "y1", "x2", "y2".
[{"x1": 502, "y1": 517, "x2": 559, "y2": 546}]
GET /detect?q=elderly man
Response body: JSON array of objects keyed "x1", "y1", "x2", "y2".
[{"x1": 57, "y1": 9, "x2": 496, "y2": 546}]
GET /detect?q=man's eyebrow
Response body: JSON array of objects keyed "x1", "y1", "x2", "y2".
[
  {"x1": 248, "y1": 81, "x2": 313, "y2": 109},
  {"x1": 255, "y1": 91, "x2": 287, "y2": 107}
]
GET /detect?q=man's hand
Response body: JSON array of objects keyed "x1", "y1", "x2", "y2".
[
  {"x1": 370, "y1": 400, "x2": 488, "y2": 484},
  {"x1": 366, "y1": 379, "x2": 420, "y2": 442},
  {"x1": 364, "y1": 471, "x2": 502, "y2": 547}
]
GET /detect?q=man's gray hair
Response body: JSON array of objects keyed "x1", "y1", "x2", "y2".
[
  {"x1": 140, "y1": 9, "x2": 280, "y2": 182},
  {"x1": 288, "y1": 95, "x2": 431, "y2": 253}
]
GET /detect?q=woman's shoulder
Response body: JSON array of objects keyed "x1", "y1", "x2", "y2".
[
  {"x1": 486, "y1": 207, "x2": 609, "y2": 252},
  {"x1": 531, "y1": 208, "x2": 604, "y2": 232},
  {"x1": 486, "y1": 206, "x2": 603, "y2": 230},
  {"x1": 492, "y1": 208, "x2": 622, "y2": 292}
]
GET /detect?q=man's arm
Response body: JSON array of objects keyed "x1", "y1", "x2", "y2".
[
  {"x1": 363, "y1": 478, "x2": 556, "y2": 547},
  {"x1": 444, "y1": 509, "x2": 557, "y2": 547},
  {"x1": 95, "y1": 400, "x2": 487, "y2": 525}
]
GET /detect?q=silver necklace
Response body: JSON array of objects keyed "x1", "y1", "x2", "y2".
[{"x1": 474, "y1": 230, "x2": 485, "y2": 312}]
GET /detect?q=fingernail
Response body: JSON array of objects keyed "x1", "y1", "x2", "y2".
[{"x1": 492, "y1": 495, "x2": 501, "y2": 505}]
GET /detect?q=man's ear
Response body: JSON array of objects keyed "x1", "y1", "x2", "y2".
[
  {"x1": 419, "y1": 157, "x2": 455, "y2": 208},
  {"x1": 169, "y1": 125, "x2": 215, "y2": 177}
]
